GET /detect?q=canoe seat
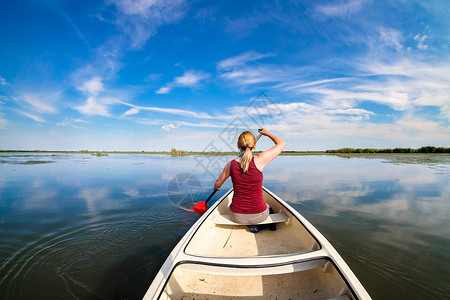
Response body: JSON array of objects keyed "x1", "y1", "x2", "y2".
[{"x1": 212, "y1": 213, "x2": 289, "y2": 226}]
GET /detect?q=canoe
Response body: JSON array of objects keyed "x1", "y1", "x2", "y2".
[{"x1": 143, "y1": 187, "x2": 372, "y2": 300}]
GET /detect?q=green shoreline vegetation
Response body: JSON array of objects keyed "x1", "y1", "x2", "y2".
[
  {"x1": 1, "y1": 146, "x2": 449, "y2": 155},
  {"x1": 326, "y1": 146, "x2": 450, "y2": 154}
]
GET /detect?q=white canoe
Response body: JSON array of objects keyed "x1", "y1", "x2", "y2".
[{"x1": 143, "y1": 187, "x2": 372, "y2": 300}]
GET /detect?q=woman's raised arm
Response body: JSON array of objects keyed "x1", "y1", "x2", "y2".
[{"x1": 254, "y1": 128, "x2": 286, "y2": 171}]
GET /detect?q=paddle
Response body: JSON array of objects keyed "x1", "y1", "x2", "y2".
[
  {"x1": 191, "y1": 189, "x2": 217, "y2": 213},
  {"x1": 191, "y1": 130, "x2": 263, "y2": 213}
]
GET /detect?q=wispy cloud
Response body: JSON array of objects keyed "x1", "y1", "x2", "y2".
[
  {"x1": 20, "y1": 93, "x2": 59, "y2": 114},
  {"x1": 221, "y1": 48, "x2": 450, "y2": 124},
  {"x1": 194, "y1": 6, "x2": 217, "y2": 24},
  {"x1": 220, "y1": 65, "x2": 281, "y2": 85},
  {"x1": 217, "y1": 51, "x2": 300, "y2": 86},
  {"x1": 0, "y1": 76, "x2": 10, "y2": 86},
  {"x1": 120, "y1": 102, "x2": 213, "y2": 119},
  {"x1": 378, "y1": 27, "x2": 403, "y2": 52},
  {"x1": 107, "y1": 0, "x2": 190, "y2": 49},
  {"x1": 15, "y1": 110, "x2": 47, "y2": 123},
  {"x1": 11, "y1": 91, "x2": 59, "y2": 124},
  {"x1": 316, "y1": 0, "x2": 367, "y2": 18},
  {"x1": 218, "y1": 51, "x2": 273, "y2": 70},
  {"x1": 156, "y1": 70, "x2": 210, "y2": 94},
  {"x1": 275, "y1": 78, "x2": 352, "y2": 92},
  {"x1": 134, "y1": 117, "x2": 224, "y2": 129},
  {"x1": 57, "y1": 118, "x2": 89, "y2": 128}
]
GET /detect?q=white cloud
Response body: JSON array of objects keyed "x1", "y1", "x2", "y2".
[
  {"x1": 414, "y1": 33, "x2": 429, "y2": 50},
  {"x1": 10, "y1": 91, "x2": 59, "y2": 124},
  {"x1": 304, "y1": 86, "x2": 411, "y2": 111},
  {"x1": 378, "y1": 27, "x2": 403, "y2": 51},
  {"x1": 174, "y1": 70, "x2": 207, "y2": 86},
  {"x1": 0, "y1": 76, "x2": 10, "y2": 86},
  {"x1": 75, "y1": 96, "x2": 112, "y2": 117},
  {"x1": 20, "y1": 93, "x2": 59, "y2": 114},
  {"x1": 75, "y1": 77, "x2": 122, "y2": 117},
  {"x1": 220, "y1": 66, "x2": 278, "y2": 85},
  {"x1": 161, "y1": 124, "x2": 178, "y2": 131},
  {"x1": 327, "y1": 108, "x2": 375, "y2": 117},
  {"x1": 217, "y1": 51, "x2": 286, "y2": 86},
  {"x1": 136, "y1": 118, "x2": 224, "y2": 129},
  {"x1": 316, "y1": 0, "x2": 366, "y2": 18},
  {"x1": 16, "y1": 110, "x2": 46, "y2": 123},
  {"x1": 220, "y1": 63, "x2": 305, "y2": 86},
  {"x1": 233, "y1": 101, "x2": 375, "y2": 127},
  {"x1": 155, "y1": 86, "x2": 171, "y2": 94},
  {"x1": 156, "y1": 70, "x2": 209, "y2": 94},
  {"x1": 56, "y1": 118, "x2": 89, "y2": 127},
  {"x1": 276, "y1": 78, "x2": 351, "y2": 92},
  {"x1": 273, "y1": 106, "x2": 449, "y2": 147},
  {"x1": 361, "y1": 59, "x2": 450, "y2": 119},
  {"x1": 78, "y1": 76, "x2": 104, "y2": 96},
  {"x1": 218, "y1": 51, "x2": 273, "y2": 70},
  {"x1": 122, "y1": 107, "x2": 141, "y2": 116},
  {"x1": 253, "y1": 56, "x2": 450, "y2": 123},
  {"x1": 120, "y1": 102, "x2": 213, "y2": 119}
]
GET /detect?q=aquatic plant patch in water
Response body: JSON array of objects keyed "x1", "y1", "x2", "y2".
[{"x1": 21, "y1": 160, "x2": 54, "y2": 164}]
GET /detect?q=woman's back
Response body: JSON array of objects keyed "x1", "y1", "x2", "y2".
[{"x1": 229, "y1": 158, "x2": 265, "y2": 214}]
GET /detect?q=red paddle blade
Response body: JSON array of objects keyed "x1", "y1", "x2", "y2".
[{"x1": 191, "y1": 201, "x2": 207, "y2": 213}]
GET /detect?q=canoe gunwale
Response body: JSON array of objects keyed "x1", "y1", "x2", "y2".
[{"x1": 142, "y1": 186, "x2": 372, "y2": 300}]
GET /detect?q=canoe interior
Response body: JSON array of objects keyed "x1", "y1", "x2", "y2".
[
  {"x1": 185, "y1": 189, "x2": 320, "y2": 257},
  {"x1": 160, "y1": 260, "x2": 352, "y2": 300}
]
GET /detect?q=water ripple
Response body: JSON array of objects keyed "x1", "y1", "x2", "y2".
[{"x1": 0, "y1": 205, "x2": 195, "y2": 299}]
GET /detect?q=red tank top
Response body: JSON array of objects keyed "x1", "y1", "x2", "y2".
[{"x1": 229, "y1": 157, "x2": 266, "y2": 214}]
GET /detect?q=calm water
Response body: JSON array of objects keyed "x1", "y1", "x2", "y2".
[{"x1": 0, "y1": 153, "x2": 449, "y2": 299}]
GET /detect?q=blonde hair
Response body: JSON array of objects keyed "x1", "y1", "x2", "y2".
[{"x1": 238, "y1": 131, "x2": 256, "y2": 173}]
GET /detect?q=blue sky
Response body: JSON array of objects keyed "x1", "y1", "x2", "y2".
[{"x1": 0, "y1": 0, "x2": 449, "y2": 151}]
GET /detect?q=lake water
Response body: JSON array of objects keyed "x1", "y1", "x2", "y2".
[{"x1": 0, "y1": 153, "x2": 449, "y2": 299}]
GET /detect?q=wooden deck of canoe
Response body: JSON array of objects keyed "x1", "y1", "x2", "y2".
[{"x1": 143, "y1": 187, "x2": 372, "y2": 300}]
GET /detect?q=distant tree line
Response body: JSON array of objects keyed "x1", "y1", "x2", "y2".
[{"x1": 326, "y1": 146, "x2": 450, "y2": 154}]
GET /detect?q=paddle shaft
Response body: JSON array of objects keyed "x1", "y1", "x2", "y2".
[
  {"x1": 255, "y1": 133, "x2": 262, "y2": 143},
  {"x1": 204, "y1": 189, "x2": 218, "y2": 205}
]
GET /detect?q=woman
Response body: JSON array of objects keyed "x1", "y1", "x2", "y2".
[{"x1": 213, "y1": 128, "x2": 286, "y2": 225}]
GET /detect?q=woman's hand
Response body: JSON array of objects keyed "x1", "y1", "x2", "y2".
[{"x1": 258, "y1": 128, "x2": 269, "y2": 136}]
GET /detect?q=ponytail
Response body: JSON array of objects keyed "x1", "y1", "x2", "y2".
[
  {"x1": 241, "y1": 146, "x2": 252, "y2": 173},
  {"x1": 237, "y1": 131, "x2": 256, "y2": 173}
]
